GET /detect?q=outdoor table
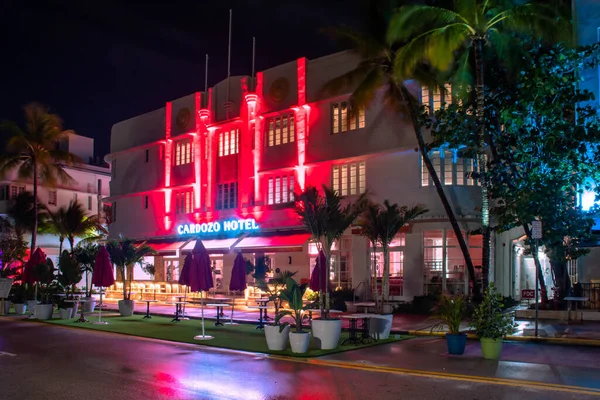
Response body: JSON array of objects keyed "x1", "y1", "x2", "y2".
[
  {"x1": 212, "y1": 297, "x2": 232, "y2": 317},
  {"x1": 66, "y1": 299, "x2": 90, "y2": 323},
  {"x1": 176, "y1": 296, "x2": 190, "y2": 320},
  {"x1": 142, "y1": 300, "x2": 158, "y2": 319},
  {"x1": 249, "y1": 306, "x2": 268, "y2": 330},
  {"x1": 564, "y1": 296, "x2": 589, "y2": 323},
  {"x1": 169, "y1": 301, "x2": 187, "y2": 322},
  {"x1": 256, "y1": 298, "x2": 271, "y2": 320},
  {"x1": 353, "y1": 302, "x2": 376, "y2": 313},
  {"x1": 351, "y1": 313, "x2": 374, "y2": 342},
  {"x1": 207, "y1": 303, "x2": 231, "y2": 326},
  {"x1": 341, "y1": 315, "x2": 363, "y2": 345}
]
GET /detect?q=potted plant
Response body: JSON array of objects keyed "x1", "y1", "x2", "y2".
[
  {"x1": 259, "y1": 271, "x2": 296, "y2": 351},
  {"x1": 107, "y1": 236, "x2": 155, "y2": 316},
  {"x1": 276, "y1": 277, "x2": 311, "y2": 354},
  {"x1": 471, "y1": 283, "x2": 516, "y2": 360},
  {"x1": 296, "y1": 186, "x2": 366, "y2": 349},
  {"x1": 58, "y1": 297, "x2": 74, "y2": 319},
  {"x1": 74, "y1": 243, "x2": 99, "y2": 312},
  {"x1": 431, "y1": 295, "x2": 468, "y2": 355},
  {"x1": 34, "y1": 258, "x2": 58, "y2": 320},
  {"x1": 11, "y1": 284, "x2": 27, "y2": 315}
]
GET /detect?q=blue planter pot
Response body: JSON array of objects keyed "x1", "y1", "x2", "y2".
[{"x1": 446, "y1": 333, "x2": 467, "y2": 355}]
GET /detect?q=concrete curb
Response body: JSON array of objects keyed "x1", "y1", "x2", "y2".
[{"x1": 405, "y1": 330, "x2": 600, "y2": 347}]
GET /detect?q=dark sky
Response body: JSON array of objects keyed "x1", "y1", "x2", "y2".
[{"x1": 1, "y1": 0, "x2": 362, "y2": 158}]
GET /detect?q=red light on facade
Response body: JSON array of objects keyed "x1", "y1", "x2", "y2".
[
  {"x1": 164, "y1": 102, "x2": 173, "y2": 227},
  {"x1": 295, "y1": 58, "x2": 308, "y2": 191},
  {"x1": 253, "y1": 72, "x2": 264, "y2": 203}
]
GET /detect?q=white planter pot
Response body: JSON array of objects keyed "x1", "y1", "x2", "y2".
[
  {"x1": 83, "y1": 298, "x2": 97, "y2": 313},
  {"x1": 3, "y1": 300, "x2": 11, "y2": 314},
  {"x1": 118, "y1": 299, "x2": 136, "y2": 316},
  {"x1": 289, "y1": 332, "x2": 311, "y2": 354},
  {"x1": 35, "y1": 304, "x2": 54, "y2": 320},
  {"x1": 370, "y1": 314, "x2": 394, "y2": 340},
  {"x1": 264, "y1": 325, "x2": 291, "y2": 351},
  {"x1": 59, "y1": 308, "x2": 73, "y2": 319},
  {"x1": 27, "y1": 300, "x2": 37, "y2": 315},
  {"x1": 14, "y1": 304, "x2": 26, "y2": 315},
  {"x1": 311, "y1": 318, "x2": 342, "y2": 350}
]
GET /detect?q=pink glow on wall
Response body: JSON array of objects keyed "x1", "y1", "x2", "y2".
[
  {"x1": 253, "y1": 72, "x2": 264, "y2": 202},
  {"x1": 164, "y1": 102, "x2": 173, "y2": 224},
  {"x1": 295, "y1": 58, "x2": 308, "y2": 190},
  {"x1": 206, "y1": 127, "x2": 217, "y2": 209},
  {"x1": 194, "y1": 92, "x2": 202, "y2": 210}
]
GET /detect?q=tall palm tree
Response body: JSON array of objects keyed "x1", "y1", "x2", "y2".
[
  {"x1": 106, "y1": 236, "x2": 155, "y2": 301},
  {"x1": 5, "y1": 191, "x2": 46, "y2": 242},
  {"x1": 45, "y1": 206, "x2": 68, "y2": 257},
  {"x1": 0, "y1": 103, "x2": 81, "y2": 253},
  {"x1": 323, "y1": 0, "x2": 479, "y2": 294},
  {"x1": 295, "y1": 186, "x2": 366, "y2": 318},
  {"x1": 358, "y1": 200, "x2": 428, "y2": 308},
  {"x1": 388, "y1": 0, "x2": 568, "y2": 285},
  {"x1": 62, "y1": 201, "x2": 107, "y2": 252}
]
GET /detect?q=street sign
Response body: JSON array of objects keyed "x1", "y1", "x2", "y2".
[
  {"x1": 531, "y1": 220, "x2": 542, "y2": 239},
  {"x1": 522, "y1": 289, "x2": 535, "y2": 299}
]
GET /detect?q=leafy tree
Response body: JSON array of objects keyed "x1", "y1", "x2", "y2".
[
  {"x1": 58, "y1": 250, "x2": 83, "y2": 297},
  {"x1": 73, "y1": 242, "x2": 99, "y2": 297},
  {"x1": 388, "y1": 0, "x2": 568, "y2": 286},
  {"x1": 323, "y1": 0, "x2": 479, "y2": 294},
  {"x1": 357, "y1": 200, "x2": 428, "y2": 310},
  {"x1": 295, "y1": 186, "x2": 365, "y2": 318},
  {"x1": 106, "y1": 236, "x2": 155, "y2": 301},
  {"x1": 61, "y1": 201, "x2": 107, "y2": 252},
  {"x1": 0, "y1": 103, "x2": 81, "y2": 253},
  {"x1": 0, "y1": 217, "x2": 27, "y2": 276}
]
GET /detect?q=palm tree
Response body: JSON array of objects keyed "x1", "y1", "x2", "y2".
[
  {"x1": 357, "y1": 200, "x2": 428, "y2": 310},
  {"x1": 62, "y1": 201, "x2": 107, "y2": 252},
  {"x1": 323, "y1": 0, "x2": 479, "y2": 294},
  {"x1": 388, "y1": 0, "x2": 568, "y2": 286},
  {"x1": 106, "y1": 236, "x2": 155, "y2": 301},
  {"x1": 0, "y1": 103, "x2": 81, "y2": 253},
  {"x1": 6, "y1": 191, "x2": 47, "y2": 243},
  {"x1": 73, "y1": 243, "x2": 99, "y2": 297},
  {"x1": 45, "y1": 207, "x2": 68, "y2": 257},
  {"x1": 295, "y1": 185, "x2": 366, "y2": 318}
]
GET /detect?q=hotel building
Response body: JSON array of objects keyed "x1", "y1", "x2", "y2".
[{"x1": 106, "y1": 50, "x2": 487, "y2": 301}]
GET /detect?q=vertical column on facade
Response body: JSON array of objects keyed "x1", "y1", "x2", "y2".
[
  {"x1": 164, "y1": 101, "x2": 173, "y2": 232},
  {"x1": 241, "y1": 77, "x2": 257, "y2": 208},
  {"x1": 294, "y1": 57, "x2": 308, "y2": 191},
  {"x1": 253, "y1": 72, "x2": 264, "y2": 205},
  {"x1": 200, "y1": 89, "x2": 214, "y2": 213},
  {"x1": 193, "y1": 92, "x2": 203, "y2": 211}
]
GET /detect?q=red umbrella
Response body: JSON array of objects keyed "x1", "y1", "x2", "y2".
[
  {"x1": 309, "y1": 250, "x2": 328, "y2": 293},
  {"x1": 189, "y1": 239, "x2": 213, "y2": 340},
  {"x1": 22, "y1": 248, "x2": 46, "y2": 285},
  {"x1": 91, "y1": 245, "x2": 114, "y2": 325},
  {"x1": 227, "y1": 252, "x2": 247, "y2": 324}
]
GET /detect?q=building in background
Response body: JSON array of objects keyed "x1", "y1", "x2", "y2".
[
  {"x1": 0, "y1": 133, "x2": 111, "y2": 263},
  {"x1": 106, "y1": 51, "x2": 484, "y2": 300}
]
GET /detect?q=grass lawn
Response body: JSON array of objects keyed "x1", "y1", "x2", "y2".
[{"x1": 42, "y1": 315, "x2": 411, "y2": 357}]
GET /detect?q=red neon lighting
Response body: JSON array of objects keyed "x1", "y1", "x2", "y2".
[
  {"x1": 253, "y1": 72, "x2": 263, "y2": 202},
  {"x1": 194, "y1": 92, "x2": 202, "y2": 210},
  {"x1": 295, "y1": 58, "x2": 307, "y2": 190},
  {"x1": 164, "y1": 102, "x2": 173, "y2": 218}
]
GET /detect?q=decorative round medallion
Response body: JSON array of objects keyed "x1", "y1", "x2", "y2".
[
  {"x1": 176, "y1": 107, "x2": 191, "y2": 130},
  {"x1": 269, "y1": 78, "x2": 290, "y2": 103}
]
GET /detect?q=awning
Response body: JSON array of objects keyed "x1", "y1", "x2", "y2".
[
  {"x1": 145, "y1": 241, "x2": 187, "y2": 255},
  {"x1": 181, "y1": 238, "x2": 239, "y2": 252},
  {"x1": 233, "y1": 233, "x2": 311, "y2": 251}
]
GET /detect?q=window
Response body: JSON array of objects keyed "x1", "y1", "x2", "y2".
[
  {"x1": 371, "y1": 235, "x2": 405, "y2": 296},
  {"x1": 332, "y1": 162, "x2": 366, "y2": 195},
  {"x1": 144, "y1": 195, "x2": 149, "y2": 209},
  {"x1": 145, "y1": 149, "x2": 149, "y2": 163},
  {"x1": 9, "y1": 185, "x2": 25, "y2": 199},
  {"x1": 113, "y1": 202, "x2": 117, "y2": 222},
  {"x1": 265, "y1": 114, "x2": 295, "y2": 147},
  {"x1": 421, "y1": 150, "x2": 477, "y2": 186},
  {"x1": 176, "y1": 190, "x2": 194, "y2": 215},
  {"x1": 0, "y1": 185, "x2": 8, "y2": 201},
  {"x1": 267, "y1": 175, "x2": 295, "y2": 205},
  {"x1": 48, "y1": 190, "x2": 57, "y2": 205},
  {"x1": 331, "y1": 101, "x2": 365, "y2": 134},
  {"x1": 219, "y1": 129, "x2": 239, "y2": 156},
  {"x1": 87, "y1": 195, "x2": 92, "y2": 211},
  {"x1": 175, "y1": 139, "x2": 192, "y2": 166},
  {"x1": 165, "y1": 260, "x2": 180, "y2": 282},
  {"x1": 421, "y1": 85, "x2": 452, "y2": 112},
  {"x1": 216, "y1": 182, "x2": 238, "y2": 210}
]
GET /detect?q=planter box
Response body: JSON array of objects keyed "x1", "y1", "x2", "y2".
[{"x1": 312, "y1": 319, "x2": 342, "y2": 350}]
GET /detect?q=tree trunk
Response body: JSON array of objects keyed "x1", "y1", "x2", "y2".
[
  {"x1": 68, "y1": 236, "x2": 75, "y2": 253},
  {"x1": 400, "y1": 86, "x2": 479, "y2": 297},
  {"x1": 522, "y1": 223, "x2": 549, "y2": 303},
  {"x1": 31, "y1": 161, "x2": 38, "y2": 254},
  {"x1": 549, "y1": 259, "x2": 570, "y2": 301},
  {"x1": 383, "y1": 246, "x2": 390, "y2": 304},
  {"x1": 121, "y1": 266, "x2": 127, "y2": 300},
  {"x1": 474, "y1": 38, "x2": 492, "y2": 291},
  {"x1": 324, "y1": 246, "x2": 332, "y2": 319},
  {"x1": 371, "y1": 240, "x2": 381, "y2": 313}
]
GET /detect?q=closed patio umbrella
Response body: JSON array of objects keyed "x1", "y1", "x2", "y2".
[
  {"x1": 178, "y1": 253, "x2": 193, "y2": 319},
  {"x1": 309, "y1": 250, "x2": 327, "y2": 293},
  {"x1": 227, "y1": 252, "x2": 247, "y2": 325},
  {"x1": 91, "y1": 245, "x2": 115, "y2": 325},
  {"x1": 186, "y1": 239, "x2": 214, "y2": 340}
]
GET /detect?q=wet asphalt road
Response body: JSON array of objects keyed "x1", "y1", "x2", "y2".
[{"x1": 0, "y1": 318, "x2": 598, "y2": 400}]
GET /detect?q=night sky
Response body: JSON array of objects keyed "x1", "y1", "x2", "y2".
[{"x1": 1, "y1": 0, "x2": 362, "y2": 158}]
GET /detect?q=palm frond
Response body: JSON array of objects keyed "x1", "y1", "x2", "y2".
[{"x1": 388, "y1": 5, "x2": 469, "y2": 44}]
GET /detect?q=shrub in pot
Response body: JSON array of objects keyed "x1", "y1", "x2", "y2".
[
  {"x1": 261, "y1": 271, "x2": 296, "y2": 351},
  {"x1": 471, "y1": 283, "x2": 516, "y2": 360},
  {"x1": 431, "y1": 295, "x2": 468, "y2": 355},
  {"x1": 277, "y1": 277, "x2": 310, "y2": 354},
  {"x1": 11, "y1": 284, "x2": 27, "y2": 315},
  {"x1": 34, "y1": 258, "x2": 59, "y2": 320},
  {"x1": 58, "y1": 298, "x2": 74, "y2": 319}
]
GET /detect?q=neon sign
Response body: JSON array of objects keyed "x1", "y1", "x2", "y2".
[{"x1": 176, "y1": 218, "x2": 259, "y2": 235}]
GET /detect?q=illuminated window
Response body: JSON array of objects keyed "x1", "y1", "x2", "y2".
[
  {"x1": 219, "y1": 129, "x2": 239, "y2": 156},
  {"x1": 216, "y1": 182, "x2": 238, "y2": 210},
  {"x1": 88, "y1": 195, "x2": 92, "y2": 210},
  {"x1": 176, "y1": 190, "x2": 194, "y2": 214},
  {"x1": 332, "y1": 162, "x2": 365, "y2": 195},
  {"x1": 48, "y1": 190, "x2": 57, "y2": 205},
  {"x1": 421, "y1": 86, "x2": 430, "y2": 109},
  {"x1": 175, "y1": 139, "x2": 192, "y2": 166},
  {"x1": 432, "y1": 87, "x2": 442, "y2": 111},
  {"x1": 265, "y1": 114, "x2": 295, "y2": 147},
  {"x1": 421, "y1": 150, "x2": 477, "y2": 187},
  {"x1": 145, "y1": 149, "x2": 149, "y2": 163},
  {"x1": 421, "y1": 84, "x2": 452, "y2": 112},
  {"x1": 144, "y1": 195, "x2": 148, "y2": 210},
  {"x1": 331, "y1": 101, "x2": 365, "y2": 134},
  {"x1": 267, "y1": 174, "x2": 295, "y2": 205}
]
